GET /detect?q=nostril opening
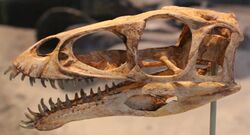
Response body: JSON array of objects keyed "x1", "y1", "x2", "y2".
[{"x1": 36, "y1": 38, "x2": 60, "y2": 56}]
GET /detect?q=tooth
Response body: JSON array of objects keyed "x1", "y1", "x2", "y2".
[
  {"x1": 74, "y1": 93, "x2": 79, "y2": 100},
  {"x1": 38, "y1": 105, "x2": 44, "y2": 115},
  {"x1": 65, "y1": 94, "x2": 70, "y2": 101},
  {"x1": 112, "y1": 82, "x2": 116, "y2": 87},
  {"x1": 29, "y1": 77, "x2": 35, "y2": 86},
  {"x1": 4, "y1": 66, "x2": 12, "y2": 75},
  {"x1": 65, "y1": 94, "x2": 71, "y2": 107},
  {"x1": 19, "y1": 121, "x2": 34, "y2": 129},
  {"x1": 49, "y1": 79, "x2": 57, "y2": 89},
  {"x1": 41, "y1": 79, "x2": 47, "y2": 88},
  {"x1": 57, "y1": 98, "x2": 62, "y2": 107},
  {"x1": 90, "y1": 88, "x2": 94, "y2": 96},
  {"x1": 10, "y1": 71, "x2": 19, "y2": 80},
  {"x1": 80, "y1": 89, "x2": 86, "y2": 98},
  {"x1": 97, "y1": 87, "x2": 101, "y2": 93},
  {"x1": 20, "y1": 120, "x2": 33, "y2": 124},
  {"x1": 40, "y1": 98, "x2": 49, "y2": 112},
  {"x1": 9, "y1": 73, "x2": 13, "y2": 80},
  {"x1": 21, "y1": 74, "x2": 26, "y2": 81},
  {"x1": 57, "y1": 80, "x2": 64, "y2": 89},
  {"x1": 27, "y1": 108, "x2": 39, "y2": 117},
  {"x1": 105, "y1": 84, "x2": 109, "y2": 90},
  {"x1": 48, "y1": 98, "x2": 56, "y2": 111},
  {"x1": 24, "y1": 113, "x2": 35, "y2": 121},
  {"x1": 97, "y1": 87, "x2": 102, "y2": 97}
]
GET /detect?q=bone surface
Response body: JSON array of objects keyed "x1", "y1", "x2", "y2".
[{"x1": 6, "y1": 6, "x2": 243, "y2": 131}]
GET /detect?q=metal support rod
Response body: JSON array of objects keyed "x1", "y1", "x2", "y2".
[
  {"x1": 209, "y1": 63, "x2": 217, "y2": 135},
  {"x1": 210, "y1": 101, "x2": 217, "y2": 135}
]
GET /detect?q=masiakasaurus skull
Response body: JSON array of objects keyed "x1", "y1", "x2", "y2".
[{"x1": 5, "y1": 6, "x2": 243, "y2": 130}]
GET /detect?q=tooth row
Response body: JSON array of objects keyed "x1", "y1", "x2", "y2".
[
  {"x1": 21, "y1": 81, "x2": 120, "y2": 128},
  {"x1": 25, "y1": 82, "x2": 117, "y2": 117},
  {"x1": 5, "y1": 66, "x2": 95, "y2": 89}
]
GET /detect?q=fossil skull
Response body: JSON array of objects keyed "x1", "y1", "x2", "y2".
[{"x1": 5, "y1": 6, "x2": 243, "y2": 131}]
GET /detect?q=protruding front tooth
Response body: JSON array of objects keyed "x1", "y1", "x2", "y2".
[
  {"x1": 40, "y1": 98, "x2": 49, "y2": 112},
  {"x1": 20, "y1": 120, "x2": 33, "y2": 124},
  {"x1": 49, "y1": 79, "x2": 57, "y2": 89},
  {"x1": 19, "y1": 121, "x2": 34, "y2": 129},
  {"x1": 41, "y1": 79, "x2": 47, "y2": 88}
]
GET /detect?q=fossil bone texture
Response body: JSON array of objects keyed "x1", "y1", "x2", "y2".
[{"x1": 5, "y1": 6, "x2": 243, "y2": 131}]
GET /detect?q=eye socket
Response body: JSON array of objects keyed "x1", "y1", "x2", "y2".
[{"x1": 36, "y1": 38, "x2": 60, "y2": 56}]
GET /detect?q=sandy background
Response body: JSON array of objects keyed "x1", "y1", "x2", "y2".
[{"x1": 0, "y1": 5, "x2": 250, "y2": 135}]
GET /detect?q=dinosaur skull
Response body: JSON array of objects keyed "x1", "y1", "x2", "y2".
[{"x1": 5, "y1": 6, "x2": 243, "y2": 130}]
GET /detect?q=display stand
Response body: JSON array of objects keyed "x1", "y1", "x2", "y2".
[{"x1": 209, "y1": 64, "x2": 217, "y2": 135}]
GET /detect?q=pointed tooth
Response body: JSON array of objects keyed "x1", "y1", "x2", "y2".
[
  {"x1": 49, "y1": 79, "x2": 57, "y2": 89},
  {"x1": 9, "y1": 73, "x2": 13, "y2": 80},
  {"x1": 24, "y1": 113, "x2": 35, "y2": 121},
  {"x1": 29, "y1": 77, "x2": 35, "y2": 86},
  {"x1": 57, "y1": 80, "x2": 64, "y2": 89},
  {"x1": 98, "y1": 87, "x2": 101, "y2": 93},
  {"x1": 40, "y1": 98, "x2": 49, "y2": 112},
  {"x1": 20, "y1": 120, "x2": 33, "y2": 124},
  {"x1": 27, "y1": 108, "x2": 39, "y2": 117},
  {"x1": 90, "y1": 88, "x2": 94, "y2": 95},
  {"x1": 65, "y1": 94, "x2": 71, "y2": 107},
  {"x1": 38, "y1": 105, "x2": 44, "y2": 115},
  {"x1": 105, "y1": 84, "x2": 109, "y2": 90},
  {"x1": 57, "y1": 98, "x2": 62, "y2": 106},
  {"x1": 4, "y1": 66, "x2": 12, "y2": 75},
  {"x1": 21, "y1": 74, "x2": 26, "y2": 81},
  {"x1": 65, "y1": 94, "x2": 70, "y2": 102},
  {"x1": 80, "y1": 89, "x2": 86, "y2": 98},
  {"x1": 48, "y1": 98, "x2": 56, "y2": 111},
  {"x1": 10, "y1": 71, "x2": 19, "y2": 80},
  {"x1": 19, "y1": 121, "x2": 34, "y2": 129},
  {"x1": 97, "y1": 87, "x2": 102, "y2": 94},
  {"x1": 97, "y1": 87, "x2": 102, "y2": 98},
  {"x1": 112, "y1": 82, "x2": 116, "y2": 87},
  {"x1": 74, "y1": 93, "x2": 79, "y2": 100},
  {"x1": 41, "y1": 79, "x2": 47, "y2": 88}
]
